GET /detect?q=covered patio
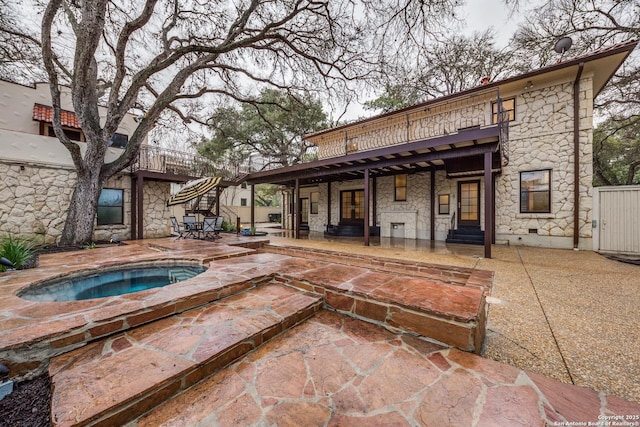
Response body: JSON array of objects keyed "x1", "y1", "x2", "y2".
[{"x1": 246, "y1": 102, "x2": 507, "y2": 258}]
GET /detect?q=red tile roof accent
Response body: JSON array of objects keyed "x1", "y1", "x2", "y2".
[{"x1": 32, "y1": 103, "x2": 81, "y2": 129}]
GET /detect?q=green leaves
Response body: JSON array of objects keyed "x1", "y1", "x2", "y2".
[
  {"x1": 198, "y1": 88, "x2": 328, "y2": 168},
  {"x1": 594, "y1": 117, "x2": 640, "y2": 186},
  {"x1": 0, "y1": 235, "x2": 34, "y2": 271}
]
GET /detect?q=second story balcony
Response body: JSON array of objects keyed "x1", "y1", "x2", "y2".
[{"x1": 308, "y1": 88, "x2": 510, "y2": 167}]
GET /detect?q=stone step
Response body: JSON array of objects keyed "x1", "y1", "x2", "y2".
[
  {"x1": 1, "y1": 242, "x2": 265, "y2": 381},
  {"x1": 446, "y1": 227, "x2": 485, "y2": 245},
  {"x1": 131, "y1": 310, "x2": 640, "y2": 427},
  {"x1": 209, "y1": 252, "x2": 492, "y2": 354},
  {"x1": 446, "y1": 237, "x2": 485, "y2": 245},
  {"x1": 48, "y1": 283, "x2": 322, "y2": 427}
]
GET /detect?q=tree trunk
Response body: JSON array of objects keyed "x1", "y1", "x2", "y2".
[
  {"x1": 626, "y1": 160, "x2": 640, "y2": 185},
  {"x1": 59, "y1": 169, "x2": 103, "y2": 246}
]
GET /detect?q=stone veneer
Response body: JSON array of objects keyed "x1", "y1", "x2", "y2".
[
  {"x1": 290, "y1": 75, "x2": 595, "y2": 249},
  {"x1": 0, "y1": 162, "x2": 172, "y2": 243}
]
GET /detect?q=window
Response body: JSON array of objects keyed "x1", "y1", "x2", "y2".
[
  {"x1": 240, "y1": 198, "x2": 247, "y2": 207},
  {"x1": 310, "y1": 192, "x2": 319, "y2": 214},
  {"x1": 47, "y1": 126, "x2": 83, "y2": 141},
  {"x1": 438, "y1": 194, "x2": 450, "y2": 214},
  {"x1": 97, "y1": 189, "x2": 124, "y2": 225},
  {"x1": 520, "y1": 170, "x2": 551, "y2": 213},
  {"x1": 395, "y1": 174, "x2": 407, "y2": 201},
  {"x1": 108, "y1": 133, "x2": 128, "y2": 149},
  {"x1": 492, "y1": 97, "x2": 515, "y2": 123}
]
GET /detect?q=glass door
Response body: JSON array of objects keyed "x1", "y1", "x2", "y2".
[
  {"x1": 458, "y1": 181, "x2": 480, "y2": 226},
  {"x1": 340, "y1": 190, "x2": 365, "y2": 224},
  {"x1": 300, "y1": 198, "x2": 309, "y2": 225}
]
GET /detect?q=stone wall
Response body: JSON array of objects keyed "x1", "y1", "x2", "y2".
[
  {"x1": 141, "y1": 180, "x2": 173, "y2": 239},
  {"x1": 0, "y1": 162, "x2": 172, "y2": 244},
  {"x1": 300, "y1": 173, "x2": 482, "y2": 242},
  {"x1": 494, "y1": 77, "x2": 593, "y2": 248},
  {"x1": 375, "y1": 174, "x2": 430, "y2": 239},
  {"x1": 0, "y1": 163, "x2": 75, "y2": 245}
]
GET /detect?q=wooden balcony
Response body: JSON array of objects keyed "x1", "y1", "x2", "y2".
[{"x1": 129, "y1": 146, "x2": 244, "y2": 181}]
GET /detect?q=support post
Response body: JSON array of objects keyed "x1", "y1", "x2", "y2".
[
  {"x1": 215, "y1": 186, "x2": 221, "y2": 216},
  {"x1": 492, "y1": 173, "x2": 496, "y2": 244},
  {"x1": 131, "y1": 176, "x2": 137, "y2": 240},
  {"x1": 250, "y1": 184, "x2": 255, "y2": 230},
  {"x1": 295, "y1": 178, "x2": 300, "y2": 239},
  {"x1": 372, "y1": 176, "x2": 377, "y2": 232},
  {"x1": 484, "y1": 152, "x2": 493, "y2": 258},
  {"x1": 137, "y1": 175, "x2": 144, "y2": 240},
  {"x1": 364, "y1": 169, "x2": 370, "y2": 246},
  {"x1": 430, "y1": 169, "x2": 435, "y2": 241},
  {"x1": 327, "y1": 181, "x2": 332, "y2": 227}
]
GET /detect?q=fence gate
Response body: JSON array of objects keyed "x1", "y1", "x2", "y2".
[{"x1": 594, "y1": 186, "x2": 640, "y2": 255}]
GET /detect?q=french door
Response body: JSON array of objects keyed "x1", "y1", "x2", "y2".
[
  {"x1": 458, "y1": 181, "x2": 480, "y2": 226},
  {"x1": 340, "y1": 190, "x2": 365, "y2": 223}
]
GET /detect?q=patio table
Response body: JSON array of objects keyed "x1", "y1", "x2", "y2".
[{"x1": 184, "y1": 221, "x2": 203, "y2": 239}]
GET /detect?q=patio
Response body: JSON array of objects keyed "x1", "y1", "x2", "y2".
[
  {"x1": 262, "y1": 231, "x2": 640, "y2": 403},
  {"x1": 0, "y1": 236, "x2": 638, "y2": 425}
]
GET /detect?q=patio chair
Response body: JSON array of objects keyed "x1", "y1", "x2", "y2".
[
  {"x1": 202, "y1": 217, "x2": 217, "y2": 240},
  {"x1": 213, "y1": 216, "x2": 224, "y2": 239},
  {"x1": 183, "y1": 215, "x2": 198, "y2": 239},
  {"x1": 170, "y1": 216, "x2": 187, "y2": 239}
]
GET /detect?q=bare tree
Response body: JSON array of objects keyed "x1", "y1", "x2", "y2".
[
  {"x1": 0, "y1": 0, "x2": 45, "y2": 82},
  {"x1": 364, "y1": 30, "x2": 518, "y2": 112},
  {"x1": 510, "y1": 0, "x2": 639, "y2": 186},
  {"x1": 511, "y1": 0, "x2": 639, "y2": 111},
  {"x1": 0, "y1": 0, "x2": 461, "y2": 246}
]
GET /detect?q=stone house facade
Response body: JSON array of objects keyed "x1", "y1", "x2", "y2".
[
  {"x1": 0, "y1": 79, "x2": 172, "y2": 244},
  {"x1": 247, "y1": 41, "x2": 637, "y2": 257}
]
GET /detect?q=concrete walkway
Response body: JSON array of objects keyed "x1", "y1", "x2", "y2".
[{"x1": 265, "y1": 235, "x2": 640, "y2": 404}]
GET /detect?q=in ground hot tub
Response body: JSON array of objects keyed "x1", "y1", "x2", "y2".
[{"x1": 18, "y1": 263, "x2": 206, "y2": 302}]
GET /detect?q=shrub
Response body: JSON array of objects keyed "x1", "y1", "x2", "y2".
[
  {"x1": 0, "y1": 235, "x2": 34, "y2": 272},
  {"x1": 221, "y1": 221, "x2": 237, "y2": 232}
]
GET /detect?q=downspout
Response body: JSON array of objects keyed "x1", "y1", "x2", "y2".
[{"x1": 573, "y1": 62, "x2": 584, "y2": 249}]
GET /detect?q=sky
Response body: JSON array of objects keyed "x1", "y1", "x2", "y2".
[
  {"x1": 341, "y1": 0, "x2": 532, "y2": 121},
  {"x1": 464, "y1": 0, "x2": 523, "y2": 45}
]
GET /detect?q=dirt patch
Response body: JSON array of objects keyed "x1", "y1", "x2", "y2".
[{"x1": 0, "y1": 374, "x2": 51, "y2": 427}]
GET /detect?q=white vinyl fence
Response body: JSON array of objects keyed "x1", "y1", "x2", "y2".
[{"x1": 593, "y1": 186, "x2": 640, "y2": 255}]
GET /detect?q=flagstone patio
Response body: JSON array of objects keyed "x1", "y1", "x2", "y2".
[
  {"x1": 135, "y1": 310, "x2": 639, "y2": 427},
  {"x1": 0, "y1": 237, "x2": 638, "y2": 426}
]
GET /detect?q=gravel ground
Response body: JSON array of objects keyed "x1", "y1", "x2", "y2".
[{"x1": 0, "y1": 374, "x2": 51, "y2": 427}]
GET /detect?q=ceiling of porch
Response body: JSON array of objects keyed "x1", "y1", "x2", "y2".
[{"x1": 246, "y1": 125, "x2": 501, "y2": 186}]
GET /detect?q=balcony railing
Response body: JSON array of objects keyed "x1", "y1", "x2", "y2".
[
  {"x1": 317, "y1": 88, "x2": 510, "y2": 162},
  {"x1": 130, "y1": 146, "x2": 247, "y2": 180}
]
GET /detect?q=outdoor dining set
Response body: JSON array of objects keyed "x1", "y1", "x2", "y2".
[{"x1": 170, "y1": 215, "x2": 224, "y2": 240}]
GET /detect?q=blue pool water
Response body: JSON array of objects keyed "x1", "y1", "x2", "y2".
[{"x1": 19, "y1": 264, "x2": 206, "y2": 302}]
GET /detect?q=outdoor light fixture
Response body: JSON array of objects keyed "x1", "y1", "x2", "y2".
[{"x1": 524, "y1": 81, "x2": 534, "y2": 90}]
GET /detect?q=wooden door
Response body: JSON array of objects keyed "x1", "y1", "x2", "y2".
[
  {"x1": 458, "y1": 181, "x2": 480, "y2": 226},
  {"x1": 340, "y1": 190, "x2": 365, "y2": 224}
]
